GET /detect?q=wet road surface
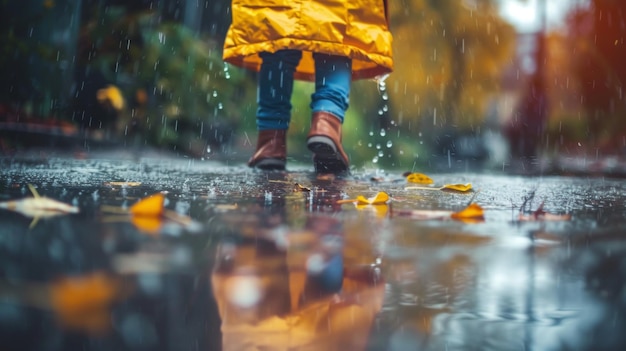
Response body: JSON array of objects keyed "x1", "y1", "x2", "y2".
[{"x1": 0, "y1": 154, "x2": 625, "y2": 351}]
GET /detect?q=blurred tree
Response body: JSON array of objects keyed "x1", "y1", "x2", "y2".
[
  {"x1": 66, "y1": 0, "x2": 254, "y2": 156},
  {"x1": 379, "y1": 0, "x2": 516, "y2": 167},
  {"x1": 0, "y1": 0, "x2": 254, "y2": 156},
  {"x1": 541, "y1": 31, "x2": 587, "y2": 154},
  {"x1": 0, "y1": 0, "x2": 81, "y2": 117},
  {"x1": 567, "y1": 0, "x2": 626, "y2": 154}
]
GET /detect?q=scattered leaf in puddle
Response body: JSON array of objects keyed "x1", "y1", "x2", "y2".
[
  {"x1": 441, "y1": 183, "x2": 473, "y2": 192},
  {"x1": 101, "y1": 193, "x2": 198, "y2": 234},
  {"x1": 516, "y1": 190, "x2": 571, "y2": 222},
  {"x1": 337, "y1": 192, "x2": 390, "y2": 205},
  {"x1": 406, "y1": 173, "x2": 434, "y2": 184},
  {"x1": 405, "y1": 183, "x2": 473, "y2": 193},
  {"x1": 451, "y1": 203, "x2": 485, "y2": 221},
  {"x1": 356, "y1": 192, "x2": 390, "y2": 205},
  {"x1": 392, "y1": 203, "x2": 484, "y2": 222},
  {"x1": 518, "y1": 202, "x2": 571, "y2": 222},
  {"x1": 0, "y1": 184, "x2": 80, "y2": 228},
  {"x1": 130, "y1": 193, "x2": 165, "y2": 216}
]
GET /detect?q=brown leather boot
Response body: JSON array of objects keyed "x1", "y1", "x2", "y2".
[
  {"x1": 306, "y1": 112, "x2": 349, "y2": 174},
  {"x1": 248, "y1": 129, "x2": 287, "y2": 170}
]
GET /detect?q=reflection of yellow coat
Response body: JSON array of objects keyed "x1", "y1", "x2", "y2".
[{"x1": 223, "y1": 0, "x2": 393, "y2": 81}]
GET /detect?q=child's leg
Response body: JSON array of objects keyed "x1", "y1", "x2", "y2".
[
  {"x1": 310, "y1": 53, "x2": 352, "y2": 122},
  {"x1": 307, "y1": 54, "x2": 352, "y2": 174},
  {"x1": 248, "y1": 50, "x2": 302, "y2": 170},
  {"x1": 257, "y1": 50, "x2": 303, "y2": 130}
]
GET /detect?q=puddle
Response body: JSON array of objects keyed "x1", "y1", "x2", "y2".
[{"x1": 0, "y1": 157, "x2": 625, "y2": 350}]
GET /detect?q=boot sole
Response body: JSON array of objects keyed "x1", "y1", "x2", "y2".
[
  {"x1": 307, "y1": 136, "x2": 348, "y2": 174},
  {"x1": 251, "y1": 158, "x2": 286, "y2": 171}
]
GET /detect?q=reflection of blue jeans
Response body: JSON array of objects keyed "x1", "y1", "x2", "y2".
[{"x1": 256, "y1": 50, "x2": 352, "y2": 131}]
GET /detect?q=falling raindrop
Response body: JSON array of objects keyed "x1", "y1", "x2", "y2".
[
  {"x1": 223, "y1": 64, "x2": 231, "y2": 79},
  {"x1": 386, "y1": 140, "x2": 393, "y2": 148},
  {"x1": 380, "y1": 129, "x2": 386, "y2": 137}
]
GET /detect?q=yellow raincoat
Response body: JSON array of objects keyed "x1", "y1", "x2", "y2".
[{"x1": 223, "y1": 0, "x2": 393, "y2": 81}]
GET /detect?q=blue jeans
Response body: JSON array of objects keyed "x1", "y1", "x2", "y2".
[{"x1": 256, "y1": 50, "x2": 352, "y2": 130}]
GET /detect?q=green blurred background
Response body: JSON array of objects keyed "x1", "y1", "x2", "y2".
[{"x1": 1, "y1": 0, "x2": 625, "y2": 172}]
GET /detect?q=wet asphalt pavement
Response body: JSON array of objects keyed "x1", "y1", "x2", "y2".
[{"x1": 0, "y1": 153, "x2": 625, "y2": 351}]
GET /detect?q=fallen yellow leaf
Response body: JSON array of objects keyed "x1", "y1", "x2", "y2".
[
  {"x1": 441, "y1": 183, "x2": 473, "y2": 192},
  {"x1": 355, "y1": 192, "x2": 390, "y2": 205},
  {"x1": 129, "y1": 193, "x2": 165, "y2": 217},
  {"x1": 337, "y1": 192, "x2": 390, "y2": 205},
  {"x1": 406, "y1": 173, "x2": 434, "y2": 184}
]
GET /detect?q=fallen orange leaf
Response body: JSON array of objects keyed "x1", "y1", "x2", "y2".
[
  {"x1": 451, "y1": 203, "x2": 484, "y2": 220},
  {"x1": 131, "y1": 216, "x2": 163, "y2": 235},
  {"x1": 130, "y1": 193, "x2": 165, "y2": 217}
]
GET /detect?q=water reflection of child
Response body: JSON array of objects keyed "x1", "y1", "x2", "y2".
[
  {"x1": 223, "y1": 0, "x2": 394, "y2": 173},
  {"x1": 211, "y1": 218, "x2": 383, "y2": 350}
]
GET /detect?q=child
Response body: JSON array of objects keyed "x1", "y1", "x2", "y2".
[{"x1": 223, "y1": 0, "x2": 393, "y2": 173}]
